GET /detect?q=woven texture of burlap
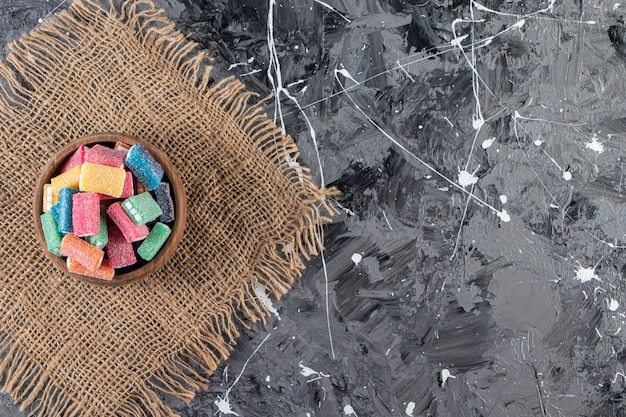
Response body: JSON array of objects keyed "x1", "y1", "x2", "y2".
[{"x1": 0, "y1": 1, "x2": 336, "y2": 415}]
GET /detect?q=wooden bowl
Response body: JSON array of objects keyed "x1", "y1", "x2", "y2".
[{"x1": 32, "y1": 133, "x2": 186, "y2": 286}]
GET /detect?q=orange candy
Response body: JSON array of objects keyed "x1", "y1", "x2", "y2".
[
  {"x1": 59, "y1": 233, "x2": 104, "y2": 271},
  {"x1": 67, "y1": 257, "x2": 114, "y2": 280}
]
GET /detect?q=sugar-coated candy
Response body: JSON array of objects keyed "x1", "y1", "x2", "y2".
[
  {"x1": 40, "y1": 211, "x2": 63, "y2": 256},
  {"x1": 72, "y1": 192, "x2": 100, "y2": 237},
  {"x1": 59, "y1": 233, "x2": 104, "y2": 271},
  {"x1": 114, "y1": 142, "x2": 131, "y2": 152},
  {"x1": 67, "y1": 257, "x2": 114, "y2": 280},
  {"x1": 79, "y1": 162, "x2": 126, "y2": 197},
  {"x1": 42, "y1": 184, "x2": 54, "y2": 212},
  {"x1": 58, "y1": 188, "x2": 80, "y2": 234},
  {"x1": 51, "y1": 165, "x2": 81, "y2": 203},
  {"x1": 125, "y1": 143, "x2": 163, "y2": 191},
  {"x1": 154, "y1": 182, "x2": 175, "y2": 223},
  {"x1": 120, "y1": 171, "x2": 135, "y2": 198},
  {"x1": 106, "y1": 225, "x2": 137, "y2": 268},
  {"x1": 85, "y1": 144, "x2": 127, "y2": 168},
  {"x1": 50, "y1": 202, "x2": 62, "y2": 227},
  {"x1": 59, "y1": 145, "x2": 87, "y2": 174},
  {"x1": 98, "y1": 171, "x2": 134, "y2": 201},
  {"x1": 122, "y1": 192, "x2": 162, "y2": 225},
  {"x1": 137, "y1": 222, "x2": 171, "y2": 261},
  {"x1": 106, "y1": 202, "x2": 149, "y2": 242},
  {"x1": 87, "y1": 206, "x2": 108, "y2": 249}
]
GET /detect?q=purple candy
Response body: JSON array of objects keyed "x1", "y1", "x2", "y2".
[
  {"x1": 124, "y1": 143, "x2": 163, "y2": 191},
  {"x1": 154, "y1": 182, "x2": 175, "y2": 223}
]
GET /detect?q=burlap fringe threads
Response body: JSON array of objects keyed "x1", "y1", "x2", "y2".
[{"x1": 0, "y1": 0, "x2": 338, "y2": 415}]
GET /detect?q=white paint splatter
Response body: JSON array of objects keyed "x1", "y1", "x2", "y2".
[
  {"x1": 497, "y1": 209, "x2": 511, "y2": 223},
  {"x1": 562, "y1": 170, "x2": 572, "y2": 181},
  {"x1": 458, "y1": 168, "x2": 479, "y2": 188},
  {"x1": 351, "y1": 253, "x2": 362, "y2": 266},
  {"x1": 585, "y1": 135, "x2": 605, "y2": 155},
  {"x1": 255, "y1": 284, "x2": 281, "y2": 321},
  {"x1": 499, "y1": 195, "x2": 508, "y2": 204},
  {"x1": 608, "y1": 299, "x2": 619, "y2": 311},
  {"x1": 441, "y1": 369, "x2": 456, "y2": 387},
  {"x1": 265, "y1": 375, "x2": 271, "y2": 382},
  {"x1": 574, "y1": 265, "x2": 600, "y2": 283},
  {"x1": 481, "y1": 137, "x2": 496, "y2": 149},
  {"x1": 405, "y1": 401, "x2": 416, "y2": 416},
  {"x1": 533, "y1": 139, "x2": 544, "y2": 146},
  {"x1": 299, "y1": 361, "x2": 330, "y2": 380},
  {"x1": 344, "y1": 405, "x2": 357, "y2": 416},
  {"x1": 214, "y1": 396, "x2": 239, "y2": 416}
]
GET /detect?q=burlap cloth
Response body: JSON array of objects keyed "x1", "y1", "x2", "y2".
[{"x1": 0, "y1": 1, "x2": 336, "y2": 415}]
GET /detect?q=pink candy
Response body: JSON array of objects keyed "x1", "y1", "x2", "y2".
[
  {"x1": 85, "y1": 144, "x2": 127, "y2": 168},
  {"x1": 59, "y1": 145, "x2": 87, "y2": 174},
  {"x1": 72, "y1": 192, "x2": 100, "y2": 237},
  {"x1": 106, "y1": 202, "x2": 149, "y2": 242}
]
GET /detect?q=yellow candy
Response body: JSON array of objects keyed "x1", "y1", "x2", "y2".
[
  {"x1": 50, "y1": 165, "x2": 81, "y2": 203},
  {"x1": 79, "y1": 162, "x2": 126, "y2": 197}
]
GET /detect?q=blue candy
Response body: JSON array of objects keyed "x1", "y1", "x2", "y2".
[
  {"x1": 51, "y1": 202, "x2": 62, "y2": 227},
  {"x1": 58, "y1": 188, "x2": 79, "y2": 234},
  {"x1": 124, "y1": 143, "x2": 163, "y2": 191},
  {"x1": 154, "y1": 182, "x2": 175, "y2": 223}
]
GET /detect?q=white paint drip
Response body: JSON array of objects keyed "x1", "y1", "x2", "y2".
[
  {"x1": 405, "y1": 402, "x2": 416, "y2": 416},
  {"x1": 214, "y1": 333, "x2": 272, "y2": 416},
  {"x1": 499, "y1": 195, "x2": 508, "y2": 204},
  {"x1": 299, "y1": 361, "x2": 330, "y2": 382},
  {"x1": 585, "y1": 135, "x2": 605, "y2": 155},
  {"x1": 314, "y1": 0, "x2": 351, "y2": 23},
  {"x1": 441, "y1": 369, "x2": 456, "y2": 387},
  {"x1": 267, "y1": 0, "x2": 335, "y2": 361},
  {"x1": 608, "y1": 299, "x2": 619, "y2": 311},
  {"x1": 254, "y1": 284, "x2": 281, "y2": 321},
  {"x1": 351, "y1": 253, "x2": 362, "y2": 266},
  {"x1": 481, "y1": 137, "x2": 496, "y2": 149},
  {"x1": 336, "y1": 68, "x2": 360, "y2": 85}
]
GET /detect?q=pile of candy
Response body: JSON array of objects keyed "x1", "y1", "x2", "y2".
[{"x1": 39, "y1": 141, "x2": 175, "y2": 280}]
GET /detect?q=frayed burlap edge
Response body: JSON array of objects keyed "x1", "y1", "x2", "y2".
[{"x1": 0, "y1": 0, "x2": 338, "y2": 416}]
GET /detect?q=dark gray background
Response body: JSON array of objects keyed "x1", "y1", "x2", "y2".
[{"x1": 3, "y1": 0, "x2": 626, "y2": 416}]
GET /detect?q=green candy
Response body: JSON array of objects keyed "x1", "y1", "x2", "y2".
[
  {"x1": 122, "y1": 192, "x2": 163, "y2": 225},
  {"x1": 137, "y1": 222, "x2": 171, "y2": 261},
  {"x1": 40, "y1": 211, "x2": 63, "y2": 256},
  {"x1": 87, "y1": 206, "x2": 109, "y2": 249}
]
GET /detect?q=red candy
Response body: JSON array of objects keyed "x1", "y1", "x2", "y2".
[{"x1": 106, "y1": 225, "x2": 137, "y2": 268}]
